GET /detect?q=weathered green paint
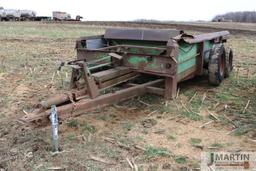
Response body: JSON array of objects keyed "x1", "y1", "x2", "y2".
[
  {"x1": 96, "y1": 55, "x2": 111, "y2": 61},
  {"x1": 88, "y1": 55, "x2": 111, "y2": 68},
  {"x1": 97, "y1": 54, "x2": 110, "y2": 59},
  {"x1": 128, "y1": 47, "x2": 162, "y2": 56},
  {"x1": 128, "y1": 56, "x2": 158, "y2": 69},
  {"x1": 128, "y1": 56, "x2": 148, "y2": 64},
  {"x1": 177, "y1": 43, "x2": 198, "y2": 74},
  {"x1": 177, "y1": 65, "x2": 197, "y2": 81},
  {"x1": 88, "y1": 62, "x2": 111, "y2": 70},
  {"x1": 111, "y1": 40, "x2": 165, "y2": 56},
  {"x1": 87, "y1": 38, "x2": 214, "y2": 81}
]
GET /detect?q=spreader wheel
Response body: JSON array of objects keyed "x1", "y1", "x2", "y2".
[
  {"x1": 224, "y1": 49, "x2": 234, "y2": 78},
  {"x1": 208, "y1": 44, "x2": 225, "y2": 86}
]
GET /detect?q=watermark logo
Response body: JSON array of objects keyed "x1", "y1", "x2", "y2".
[{"x1": 201, "y1": 152, "x2": 256, "y2": 171}]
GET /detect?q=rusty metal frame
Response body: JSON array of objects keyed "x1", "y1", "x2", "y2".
[
  {"x1": 19, "y1": 79, "x2": 164, "y2": 123},
  {"x1": 173, "y1": 31, "x2": 230, "y2": 44},
  {"x1": 104, "y1": 28, "x2": 180, "y2": 42},
  {"x1": 20, "y1": 29, "x2": 231, "y2": 124}
]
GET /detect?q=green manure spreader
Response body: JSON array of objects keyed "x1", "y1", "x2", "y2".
[{"x1": 20, "y1": 28, "x2": 233, "y2": 124}]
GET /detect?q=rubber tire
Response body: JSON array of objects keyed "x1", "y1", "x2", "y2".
[
  {"x1": 224, "y1": 49, "x2": 234, "y2": 78},
  {"x1": 208, "y1": 44, "x2": 225, "y2": 86}
]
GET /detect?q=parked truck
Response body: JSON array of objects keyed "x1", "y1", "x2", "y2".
[
  {"x1": 52, "y1": 11, "x2": 71, "y2": 21},
  {"x1": 52, "y1": 11, "x2": 82, "y2": 21},
  {"x1": 0, "y1": 7, "x2": 50, "y2": 21}
]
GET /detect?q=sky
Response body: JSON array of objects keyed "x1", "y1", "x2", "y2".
[{"x1": 1, "y1": 0, "x2": 256, "y2": 21}]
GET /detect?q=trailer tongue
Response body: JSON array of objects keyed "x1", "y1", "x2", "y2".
[{"x1": 20, "y1": 28, "x2": 233, "y2": 124}]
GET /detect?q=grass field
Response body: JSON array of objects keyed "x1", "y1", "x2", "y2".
[{"x1": 0, "y1": 22, "x2": 256, "y2": 171}]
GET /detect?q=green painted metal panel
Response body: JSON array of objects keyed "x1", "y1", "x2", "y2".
[
  {"x1": 86, "y1": 39, "x2": 214, "y2": 79},
  {"x1": 178, "y1": 58, "x2": 196, "y2": 73},
  {"x1": 128, "y1": 56, "x2": 159, "y2": 69},
  {"x1": 88, "y1": 55, "x2": 111, "y2": 68},
  {"x1": 97, "y1": 54, "x2": 110, "y2": 59},
  {"x1": 177, "y1": 42, "x2": 198, "y2": 74},
  {"x1": 111, "y1": 40, "x2": 165, "y2": 56},
  {"x1": 128, "y1": 47, "x2": 162, "y2": 56}
]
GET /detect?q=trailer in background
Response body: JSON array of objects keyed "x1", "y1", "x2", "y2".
[
  {"x1": 0, "y1": 7, "x2": 51, "y2": 21},
  {"x1": 52, "y1": 11, "x2": 83, "y2": 21},
  {"x1": 0, "y1": 7, "x2": 82, "y2": 22},
  {"x1": 0, "y1": 9, "x2": 21, "y2": 21},
  {"x1": 0, "y1": 7, "x2": 5, "y2": 21},
  {"x1": 52, "y1": 11, "x2": 71, "y2": 21},
  {"x1": 20, "y1": 10, "x2": 36, "y2": 21},
  {"x1": 33, "y1": 16, "x2": 51, "y2": 21}
]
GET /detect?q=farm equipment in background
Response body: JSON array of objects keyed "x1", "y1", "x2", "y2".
[
  {"x1": 52, "y1": 11, "x2": 83, "y2": 21},
  {"x1": 0, "y1": 8, "x2": 36, "y2": 21},
  {"x1": 20, "y1": 10, "x2": 36, "y2": 21},
  {"x1": 20, "y1": 28, "x2": 233, "y2": 124},
  {"x1": 75, "y1": 15, "x2": 83, "y2": 21},
  {"x1": 0, "y1": 8, "x2": 21, "y2": 21},
  {"x1": 52, "y1": 11, "x2": 71, "y2": 21},
  {"x1": 0, "y1": 7, "x2": 81, "y2": 22},
  {"x1": 0, "y1": 7, "x2": 50, "y2": 21},
  {"x1": 0, "y1": 7, "x2": 4, "y2": 21}
]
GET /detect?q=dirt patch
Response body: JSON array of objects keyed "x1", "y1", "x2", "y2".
[
  {"x1": 130, "y1": 117, "x2": 246, "y2": 161},
  {"x1": 13, "y1": 84, "x2": 30, "y2": 97},
  {"x1": 76, "y1": 21, "x2": 256, "y2": 35},
  {"x1": 0, "y1": 73, "x2": 6, "y2": 80}
]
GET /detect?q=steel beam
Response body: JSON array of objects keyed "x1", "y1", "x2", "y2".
[{"x1": 20, "y1": 79, "x2": 163, "y2": 123}]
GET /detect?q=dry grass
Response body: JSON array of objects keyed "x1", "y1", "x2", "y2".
[{"x1": 0, "y1": 22, "x2": 255, "y2": 171}]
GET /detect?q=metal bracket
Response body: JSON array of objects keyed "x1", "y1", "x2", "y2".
[{"x1": 80, "y1": 62, "x2": 100, "y2": 99}]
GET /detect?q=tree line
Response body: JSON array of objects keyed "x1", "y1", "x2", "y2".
[{"x1": 213, "y1": 11, "x2": 256, "y2": 23}]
